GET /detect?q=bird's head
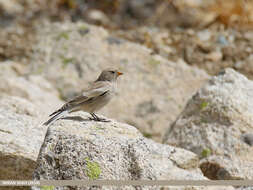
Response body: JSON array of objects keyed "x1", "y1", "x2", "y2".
[{"x1": 96, "y1": 69, "x2": 123, "y2": 82}]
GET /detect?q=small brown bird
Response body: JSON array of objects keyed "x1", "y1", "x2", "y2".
[{"x1": 43, "y1": 69, "x2": 123, "y2": 125}]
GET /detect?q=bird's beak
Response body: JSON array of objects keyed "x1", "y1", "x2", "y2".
[{"x1": 117, "y1": 71, "x2": 123, "y2": 76}]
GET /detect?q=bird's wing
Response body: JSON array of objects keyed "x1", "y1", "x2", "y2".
[
  {"x1": 49, "y1": 95, "x2": 88, "y2": 116},
  {"x1": 82, "y1": 81, "x2": 111, "y2": 98},
  {"x1": 49, "y1": 81, "x2": 111, "y2": 116}
]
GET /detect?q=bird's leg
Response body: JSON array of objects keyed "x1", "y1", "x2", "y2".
[
  {"x1": 92, "y1": 113, "x2": 99, "y2": 120},
  {"x1": 89, "y1": 113, "x2": 97, "y2": 120},
  {"x1": 89, "y1": 113, "x2": 109, "y2": 122},
  {"x1": 93, "y1": 113, "x2": 108, "y2": 122}
]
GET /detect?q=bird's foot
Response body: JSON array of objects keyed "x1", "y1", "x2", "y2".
[
  {"x1": 96, "y1": 118, "x2": 110, "y2": 122},
  {"x1": 89, "y1": 117, "x2": 110, "y2": 122}
]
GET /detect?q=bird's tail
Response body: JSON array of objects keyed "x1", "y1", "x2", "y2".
[{"x1": 43, "y1": 110, "x2": 68, "y2": 126}]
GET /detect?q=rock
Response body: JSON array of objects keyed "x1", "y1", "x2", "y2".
[
  {"x1": 0, "y1": 23, "x2": 35, "y2": 61},
  {"x1": 200, "y1": 155, "x2": 253, "y2": 180},
  {"x1": 0, "y1": 96, "x2": 46, "y2": 180},
  {"x1": 85, "y1": 9, "x2": 110, "y2": 25},
  {"x1": 163, "y1": 68, "x2": 253, "y2": 179},
  {"x1": 217, "y1": 35, "x2": 229, "y2": 46},
  {"x1": 197, "y1": 30, "x2": 211, "y2": 41},
  {"x1": 125, "y1": 0, "x2": 157, "y2": 20},
  {"x1": 28, "y1": 21, "x2": 209, "y2": 142},
  {"x1": 205, "y1": 51, "x2": 223, "y2": 62},
  {"x1": 0, "y1": 72, "x2": 63, "y2": 181},
  {"x1": 121, "y1": 24, "x2": 253, "y2": 82},
  {"x1": 32, "y1": 112, "x2": 232, "y2": 190},
  {"x1": 0, "y1": 61, "x2": 27, "y2": 77},
  {"x1": 0, "y1": 0, "x2": 24, "y2": 15},
  {"x1": 0, "y1": 74, "x2": 63, "y2": 116}
]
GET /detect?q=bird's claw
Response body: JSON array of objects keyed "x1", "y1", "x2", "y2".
[{"x1": 88, "y1": 117, "x2": 110, "y2": 122}]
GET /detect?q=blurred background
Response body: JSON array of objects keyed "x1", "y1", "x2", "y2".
[{"x1": 1, "y1": 0, "x2": 253, "y2": 77}]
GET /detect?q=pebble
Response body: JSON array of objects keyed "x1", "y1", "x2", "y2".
[
  {"x1": 206, "y1": 51, "x2": 223, "y2": 62},
  {"x1": 197, "y1": 30, "x2": 211, "y2": 41},
  {"x1": 217, "y1": 35, "x2": 228, "y2": 46}
]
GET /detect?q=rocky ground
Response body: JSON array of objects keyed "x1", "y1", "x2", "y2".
[{"x1": 1, "y1": 0, "x2": 253, "y2": 190}]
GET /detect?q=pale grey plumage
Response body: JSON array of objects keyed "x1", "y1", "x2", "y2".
[{"x1": 43, "y1": 69, "x2": 123, "y2": 125}]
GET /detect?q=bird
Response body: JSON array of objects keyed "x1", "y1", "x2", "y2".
[{"x1": 43, "y1": 69, "x2": 123, "y2": 126}]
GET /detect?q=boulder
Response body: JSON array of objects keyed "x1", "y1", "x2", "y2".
[
  {"x1": 0, "y1": 74, "x2": 63, "y2": 116},
  {"x1": 163, "y1": 68, "x2": 253, "y2": 179},
  {"x1": 0, "y1": 96, "x2": 45, "y2": 180},
  {"x1": 29, "y1": 21, "x2": 209, "y2": 142},
  {"x1": 200, "y1": 155, "x2": 253, "y2": 180},
  {"x1": 0, "y1": 72, "x2": 62, "y2": 181},
  {"x1": 32, "y1": 112, "x2": 217, "y2": 190}
]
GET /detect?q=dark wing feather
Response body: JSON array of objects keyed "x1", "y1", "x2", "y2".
[{"x1": 49, "y1": 95, "x2": 88, "y2": 116}]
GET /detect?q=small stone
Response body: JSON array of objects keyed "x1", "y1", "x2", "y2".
[
  {"x1": 244, "y1": 32, "x2": 253, "y2": 41},
  {"x1": 228, "y1": 35, "x2": 235, "y2": 43},
  {"x1": 234, "y1": 61, "x2": 245, "y2": 69},
  {"x1": 197, "y1": 30, "x2": 211, "y2": 41},
  {"x1": 217, "y1": 35, "x2": 228, "y2": 46},
  {"x1": 205, "y1": 51, "x2": 223, "y2": 62},
  {"x1": 86, "y1": 9, "x2": 110, "y2": 25},
  {"x1": 106, "y1": 36, "x2": 123, "y2": 45},
  {"x1": 200, "y1": 156, "x2": 249, "y2": 180}
]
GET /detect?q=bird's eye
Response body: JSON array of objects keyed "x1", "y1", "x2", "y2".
[{"x1": 110, "y1": 71, "x2": 115, "y2": 74}]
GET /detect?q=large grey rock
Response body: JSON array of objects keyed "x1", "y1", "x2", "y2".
[
  {"x1": 29, "y1": 21, "x2": 209, "y2": 142},
  {"x1": 0, "y1": 61, "x2": 27, "y2": 77},
  {"x1": 0, "y1": 74, "x2": 63, "y2": 116},
  {"x1": 32, "y1": 112, "x2": 218, "y2": 190},
  {"x1": 163, "y1": 68, "x2": 253, "y2": 179},
  {"x1": 200, "y1": 155, "x2": 253, "y2": 180},
  {"x1": 0, "y1": 72, "x2": 63, "y2": 181},
  {"x1": 0, "y1": 95, "x2": 45, "y2": 180}
]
